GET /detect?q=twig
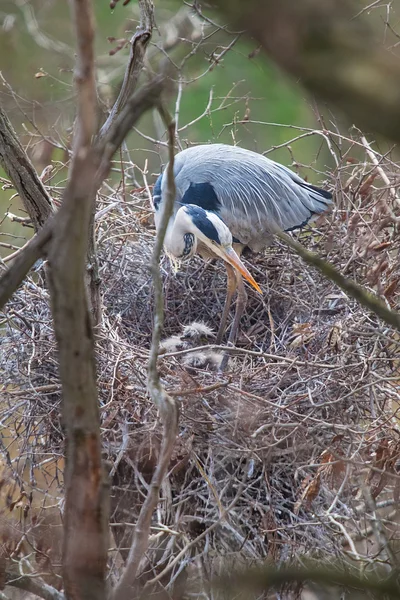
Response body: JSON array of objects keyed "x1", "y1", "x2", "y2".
[
  {"x1": 360, "y1": 135, "x2": 400, "y2": 210},
  {"x1": 112, "y1": 111, "x2": 178, "y2": 600},
  {"x1": 162, "y1": 344, "x2": 336, "y2": 368},
  {"x1": 168, "y1": 380, "x2": 229, "y2": 396},
  {"x1": 278, "y1": 232, "x2": 400, "y2": 332},
  {"x1": 96, "y1": 76, "x2": 166, "y2": 181},
  {"x1": 5, "y1": 383, "x2": 61, "y2": 396},
  {"x1": 98, "y1": 0, "x2": 154, "y2": 141},
  {"x1": 362, "y1": 485, "x2": 399, "y2": 568},
  {"x1": 2, "y1": 239, "x2": 34, "y2": 264}
]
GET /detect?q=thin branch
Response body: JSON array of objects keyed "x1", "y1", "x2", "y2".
[
  {"x1": 0, "y1": 3, "x2": 166, "y2": 319},
  {"x1": 93, "y1": 0, "x2": 155, "y2": 321},
  {"x1": 96, "y1": 75, "x2": 166, "y2": 180},
  {"x1": 278, "y1": 231, "x2": 400, "y2": 332},
  {"x1": 98, "y1": 0, "x2": 155, "y2": 141},
  {"x1": 0, "y1": 224, "x2": 52, "y2": 310},
  {"x1": 112, "y1": 111, "x2": 178, "y2": 600},
  {"x1": 6, "y1": 569, "x2": 64, "y2": 600},
  {"x1": 360, "y1": 135, "x2": 400, "y2": 210},
  {"x1": 0, "y1": 77, "x2": 166, "y2": 314}
]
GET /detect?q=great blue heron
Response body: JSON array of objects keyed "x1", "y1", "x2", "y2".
[{"x1": 153, "y1": 143, "x2": 332, "y2": 360}]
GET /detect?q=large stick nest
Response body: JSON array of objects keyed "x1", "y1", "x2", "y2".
[{"x1": 1, "y1": 135, "x2": 400, "y2": 594}]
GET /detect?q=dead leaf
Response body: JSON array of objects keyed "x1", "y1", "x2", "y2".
[
  {"x1": 290, "y1": 322, "x2": 315, "y2": 348},
  {"x1": 327, "y1": 321, "x2": 343, "y2": 352},
  {"x1": 384, "y1": 279, "x2": 399, "y2": 299},
  {"x1": 370, "y1": 241, "x2": 392, "y2": 252},
  {"x1": 359, "y1": 173, "x2": 378, "y2": 198},
  {"x1": 294, "y1": 473, "x2": 321, "y2": 514}
]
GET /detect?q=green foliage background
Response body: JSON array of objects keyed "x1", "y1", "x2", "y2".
[{"x1": 0, "y1": 0, "x2": 333, "y2": 255}]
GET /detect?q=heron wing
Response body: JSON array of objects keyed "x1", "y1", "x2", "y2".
[{"x1": 171, "y1": 144, "x2": 332, "y2": 250}]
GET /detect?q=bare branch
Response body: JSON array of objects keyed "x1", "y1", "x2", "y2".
[
  {"x1": 0, "y1": 106, "x2": 53, "y2": 231},
  {"x1": 212, "y1": 0, "x2": 400, "y2": 144},
  {"x1": 93, "y1": 0, "x2": 155, "y2": 321},
  {"x1": 0, "y1": 76, "x2": 166, "y2": 314},
  {"x1": 99, "y1": 0, "x2": 155, "y2": 141},
  {"x1": 112, "y1": 112, "x2": 178, "y2": 600},
  {"x1": 46, "y1": 1, "x2": 108, "y2": 599},
  {"x1": 278, "y1": 231, "x2": 400, "y2": 332},
  {"x1": 96, "y1": 75, "x2": 166, "y2": 179},
  {"x1": 6, "y1": 568, "x2": 64, "y2": 600},
  {"x1": 0, "y1": 224, "x2": 52, "y2": 309}
]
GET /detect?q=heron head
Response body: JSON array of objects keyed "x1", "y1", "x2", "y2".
[{"x1": 171, "y1": 205, "x2": 261, "y2": 293}]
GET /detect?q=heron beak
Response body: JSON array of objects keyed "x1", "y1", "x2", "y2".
[{"x1": 221, "y1": 247, "x2": 262, "y2": 294}]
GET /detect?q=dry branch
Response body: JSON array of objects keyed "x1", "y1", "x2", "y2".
[
  {"x1": 99, "y1": 0, "x2": 155, "y2": 141},
  {"x1": 0, "y1": 106, "x2": 53, "y2": 231},
  {"x1": 278, "y1": 232, "x2": 400, "y2": 332},
  {"x1": 96, "y1": 75, "x2": 166, "y2": 179},
  {"x1": 0, "y1": 76, "x2": 165, "y2": 315},
  {"x1": 112, "y1": 113, "x2": 179, "y2": 600},
  {"x1": 0, "y1": 224, "x2": 52, "y2": 309},
  {"x1": 212, "y1": 0, "x2": 400, "y2": 144},
  {"x1": 47, "y1": 1, "x2": 108, "y2": 599},
  {"x1": 6, "y1": 567, "x2": 65, "y2": 600}
]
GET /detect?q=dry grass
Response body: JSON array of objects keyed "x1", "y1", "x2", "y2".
[{"x1": 1, "y1": 131, "x2": 400, "y2": 595}]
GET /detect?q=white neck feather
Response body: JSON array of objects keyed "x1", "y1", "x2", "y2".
[{"x1": 162, "y1": 208, "x2": 198, "y2": 259}]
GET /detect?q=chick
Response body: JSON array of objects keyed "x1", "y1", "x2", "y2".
[
  {"x1": 160, "y1": 322, "x2": 220, "y2": 370},
  {"x1": 182, "y1": 350, "x2": 222, "y2": 373},
  {"x1": 159, "y1": 335, "x2": 185, "y2": 353},
  {"x1": 181, "y1": 322, "x2": 215, "y2": 346}
]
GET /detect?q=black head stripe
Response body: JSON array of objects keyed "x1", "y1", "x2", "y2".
[
  {"x1": 184, "y1": 205, "x2": 221, "y2": 245},
  {"x1": 181, "y1": 182, "x2": 221, "y2": 212},
  {"x1": 153, "y1": 173, "x2": 163, "y2": 210}
]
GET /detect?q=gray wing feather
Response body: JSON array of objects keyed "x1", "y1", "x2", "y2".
[{"x1": 166, "y1": 144, "x2": 332, "y2": 251}]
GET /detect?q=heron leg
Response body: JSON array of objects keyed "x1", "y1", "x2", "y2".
[
  {"x1": 219, "y1": 272, "x2": 248, "y2": 372},
  {"x1": 216, "y1": 263, "x2": 237, "y2": 345}
]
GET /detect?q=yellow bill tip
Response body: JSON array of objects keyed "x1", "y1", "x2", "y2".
[{"x1": 223, "y1": 247, "x2": 263, "y2": 294}]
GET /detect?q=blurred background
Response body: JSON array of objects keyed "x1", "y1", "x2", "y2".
[{"x1": 0, "y1": 0, "x2": 339, "y2": 257}]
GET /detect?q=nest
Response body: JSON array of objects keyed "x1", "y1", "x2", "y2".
[{"x1": 1, "y1": 137, "x2": 400, "y2": 594}]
